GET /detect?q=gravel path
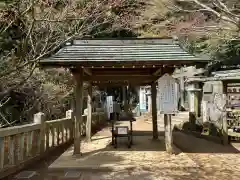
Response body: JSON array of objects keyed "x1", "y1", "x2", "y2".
[{"x1": 174, "y1": 131, "x2": 240, "y2": 180}]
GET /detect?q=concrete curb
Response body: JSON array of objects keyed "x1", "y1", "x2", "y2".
[
  {"x1": 175, "y1": 129, "x2": 222, "y2": 144},
  {"x1": 48, "y1": 165, "x2": 137, "y2": 174}
]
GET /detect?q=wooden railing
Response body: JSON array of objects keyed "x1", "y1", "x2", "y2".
[{"x1": 0, "y1": 110, "x2": 106, "y2": 179}]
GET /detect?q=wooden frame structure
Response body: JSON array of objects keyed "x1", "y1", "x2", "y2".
[
  {"x1": 111, "y1": 118, "x2": 134, "y2": 148},
  {"x1": 40, "y1": 38, "x2": 209, "y2": 154}
]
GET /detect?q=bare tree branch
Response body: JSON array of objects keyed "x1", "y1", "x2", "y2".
[
  {"x1": 176, "y1": 0, "x2": 240, "y2": 28},
  {"x1": 0, "y1": 3, "x2": 33, "y2": 34},
  {"x1": 0, "y1": 111, "x2": 12, "y2": 126},
  {"x1": 0, "y1": 97, "x2": 11, "y2": 108},
  {"x1": 213, "y1": 0, "x2": 240, "y2": 19},
  {"x1": 0, "y1": 0, "x2": 139, "y2": 124},
  {"x1": 0, "y1": 63, "x2": 37, "y2": 97}
]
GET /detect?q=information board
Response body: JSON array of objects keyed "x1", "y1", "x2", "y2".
[
  {"x1": 117, "y1": 127, "x2": 128, "y2": 135},
  {"x1": 106, "y1": 96, "x2": 113, "y2": 119},
  {"x1": 158, "y1": 73, "x2": 178, "y2": 114}
]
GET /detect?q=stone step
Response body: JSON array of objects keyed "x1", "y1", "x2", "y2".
[
  {"x1": 132, "y1": 131, "x2": 165, "y2": 136},
  {"x1": 175, "y1": 113, "x2": 189, "y2": 117},
  {"x1": 158, "y1": 116, "x2": 188, "y2": 121},
  {"x1": 157, "y1": 119, "x2": 185, "y2": 123},
  {"x1": 158, "y1": 111, "x2": 189, "y2": 116},
  {"x1": 172, "y1": 116, "x2": 189, "y2": 121},
  {"x1": 176, "y1": 113, "x2": 189, "y2": 116}
]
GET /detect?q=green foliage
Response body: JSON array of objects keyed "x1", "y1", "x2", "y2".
[
  {"x1": 0, "y1": 0, "x2": 239, "y2": 127},
  {"x1": 215, "y1": 39, "x2": 240, "y2": 60},
  {"x1": 211, "y1": 39, "x2": 240, "y2": 70}
]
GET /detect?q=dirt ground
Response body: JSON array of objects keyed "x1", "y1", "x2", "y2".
[{"x1": 173, "y1": 131, "x2": 240, "y2": 180}]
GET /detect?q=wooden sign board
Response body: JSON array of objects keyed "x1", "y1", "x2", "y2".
[
  {"x1": 158, "y1": 73, "x2": 178, "y2": 114},
  {"x1": 116, "y1": 126, "x2": 128, "y2": 135}
]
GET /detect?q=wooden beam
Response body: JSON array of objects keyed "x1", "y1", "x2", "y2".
[
  {"x1": 93, "y1": 82, "x2": 151, "y2": 87},
  {"x1": 152, "y1": 67, "x2": 175, "y2": 77},
  {"x1": 83, "y1": 68, "x2": 92, "y2": 76},
  {"x1": 86, "y1": 83, "x2": 92, "y2": 142},
  {"x1": 92, "y1": 74, "x2": 150, "y2": 77},
  {"x1": 73, "y1": 69, "x2": 84, "y2": 155},
  {"x1": 41, "y1": 60, "x2": 206, "y2": 68},
  {"x1": 153, "y1": 68, "x2": 162, "y2": 76},
  {"x1": 84, "y1": 75, "x2": 155, "y2": 82},
  {"x1": 122, "y1": 86, "x2": 128, "y2": 112},
  {"x1": 92, "y1": 69, "x2": 153, "y2": 76},
  {"x1": 162, "y1": 67, "x2": 175, "y2": 75},
  {"x1": 151, "y1": 83, "x2": 158, "y2": 139}
]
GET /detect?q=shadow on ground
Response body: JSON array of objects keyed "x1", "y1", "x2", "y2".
[
  {"x1": 173, "y1": 130, "x2": 240, "y2": 154},
  {"x1": 48, "y1": 134, "x2": 201, "y2": 179},
  {"x1": 48, "y1": 166, "x2": 222, "y2": 180},
  {"x1": 48, "y1": 127, "x2": 240, "y2": 179}
]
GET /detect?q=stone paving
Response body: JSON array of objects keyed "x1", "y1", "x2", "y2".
[
  {"x1": 46, "y1": 118, "x2": 198, "y2": 180},
  {"x1": 13, "y1": 116, "x2": 240, "y2": 180}
]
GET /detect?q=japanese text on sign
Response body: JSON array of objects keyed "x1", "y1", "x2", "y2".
[{"x1": 158, "y1": 73, "x2": 178, "y2": 114}]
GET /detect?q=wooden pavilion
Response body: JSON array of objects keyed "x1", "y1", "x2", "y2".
[{"x1": 39, "y1": 38, "x2": 209, "y2": 154}]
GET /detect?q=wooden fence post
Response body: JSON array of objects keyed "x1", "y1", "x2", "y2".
[
  {"x1": 86, "y1": 84, "x2": 92, "y2": 142},
  {"x1": 66, "y1": 110, "x2": 74, "y2": 140},
  {"x1": 34, "y1": 112, "x2": 45, "y2": 153},
  {"x1": 73, "y1": 69, "x2": 84, "y2": 155},
  {"x1": 222, "y1": 82, "x2": 228, "y2": 145},
  {"x1": 164, "y1": 114, "x2": 173, "y2": 154},
  {"x1": 151, "y1": 82, "x2": 158, "y2": 140}
]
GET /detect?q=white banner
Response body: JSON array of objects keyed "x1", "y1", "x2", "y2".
[
  {"x1": 139, "y1": 86, "x2": 147, "y2": 111},
  {"x1": 106, "y1": 96, "x2": 113, "y2": 119}
]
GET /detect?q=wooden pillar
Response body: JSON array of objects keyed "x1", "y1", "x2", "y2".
[
  {"x1": 180, "y1": 76, "x2": 185, "y2": 109},
  {"x1": 164, "y1": 114, "x2": 173, "y2": 154},
  {"x1": 122, "y1": 86, "x2": 128, "y2": 112},
  {"x1": 222, "y1": 81, "x2": 228, "y2": 145},
  {"x1": 86, "y1": 83, "x2": 92, "y2": 142},
  {"x1": 73, "y1": 69, "x2": 84, "y2": 155},
  {"x1": 151, "y1": 83, "x2": 158, "y2": 139}
]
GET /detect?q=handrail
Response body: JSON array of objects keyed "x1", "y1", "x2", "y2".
[
  {"x1": 45, "y1": 118, "x2": 69, "y2": 124},
  {"x1": 0, "y1": 124, "x2": 41, "y2": 137},
  {"x1": 0, "y1": 110, "x2": 106, "y2": 179}
]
